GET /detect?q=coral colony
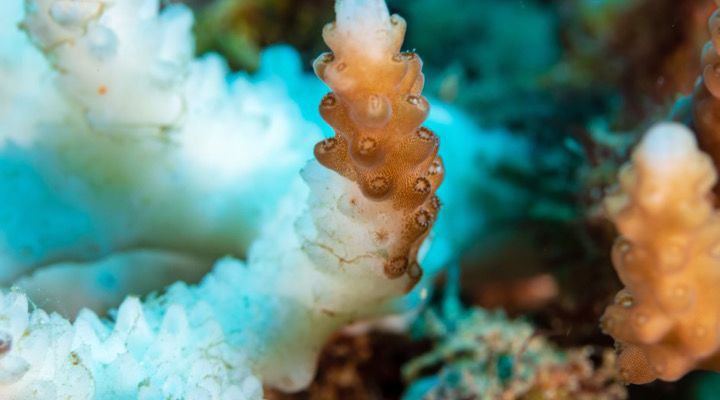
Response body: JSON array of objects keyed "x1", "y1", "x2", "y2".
[
  {"x1": 4, "y1": 0, "x2": 720, "y2": 399},
  {"x1": 0, "y1": 0, "x2": 443, "y2": 398}
]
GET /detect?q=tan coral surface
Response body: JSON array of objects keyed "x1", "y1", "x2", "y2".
[
  {"x1": 311, "y1": 1, "x2": 443, "y2": 288},
  {"x1": 601, "y1": 123, "x2": 720, "y2": 384}
]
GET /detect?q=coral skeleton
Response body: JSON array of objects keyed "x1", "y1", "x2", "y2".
[
  {"x1": 0, "y1": 0, "x2": 448, "y2": 398},
  {"x1": 601, "y1": 123, "x2": 720, "y2": 384}
]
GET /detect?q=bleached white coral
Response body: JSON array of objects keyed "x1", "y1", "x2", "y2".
[
  {"x1": 634, "y1": 123, "x2": 700, "y2": 175},
  {"x1": 0, "y1": 290, "x2": 263, "y2": 399},
  {"x1": 332, "y1": 0, "x2": 395, "y2": 59},
  {"x1": 22, "y1": 0, "x2": 192, "y2": 129},
  {"x1": 0, "y1": 155, "x2": 430, "y2": 397},
  {"x1": 0, "y1": 0, "x2": 321, "y2": 292}
]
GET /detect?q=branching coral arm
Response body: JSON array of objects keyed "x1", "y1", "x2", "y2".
[
  {"x1": 22, "y1": 0, "x2": 192, "y2": 130},
  {"x1": 601, "y1": 123, "x2": 720, "y2": 383},
  {"x1": 312, "y1": 0, "x2": 443, "y2": 289}
]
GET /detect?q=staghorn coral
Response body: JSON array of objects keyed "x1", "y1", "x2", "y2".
[
  {"x1": 601, "y1": 123, "x2": 720, "y2": 384},
  {"x1": 311, "y1": 0, "x2": 442, "y2": 287}
]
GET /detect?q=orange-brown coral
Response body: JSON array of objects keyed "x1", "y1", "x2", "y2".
[
  {"x1": 311, "y1": 0, "x2": 443, "y2": 287},
  {"x1": 601, "y1": 123, "x2": 720, "y2": 384}
]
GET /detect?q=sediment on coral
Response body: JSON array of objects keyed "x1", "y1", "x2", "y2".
[{"x1": 601, "y1": 123, "x2": 720, "y2": 384}]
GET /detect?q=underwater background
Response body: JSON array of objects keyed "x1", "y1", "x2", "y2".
[{"x1": 3, "y1": 0, "x2": 720, "y2": 398}]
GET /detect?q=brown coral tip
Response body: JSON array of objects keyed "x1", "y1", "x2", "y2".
[{"x1": 313, "y1": 6, "x2": 442, "y2": 289}]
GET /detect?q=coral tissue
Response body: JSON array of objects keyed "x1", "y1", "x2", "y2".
[
  {"x1": 602, "y1": 123, "x2": 720, "y2": 384},
  {"x1": 312, "y1": 0, "x2": 443, "y2": 288}
]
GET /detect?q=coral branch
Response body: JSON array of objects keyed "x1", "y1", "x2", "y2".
[
  {"x1": 312, "y1": 0, "x2": 442, "y2": 288},
  {"x1": 601, "y1": 123, "x2": 720, "y2": 383},
  {"x1": 0, "y1": 0, "x2": 319, "y2": 290},
  {"x1": 22, "y1": 0, "x2": 193, "y2": 129}
]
